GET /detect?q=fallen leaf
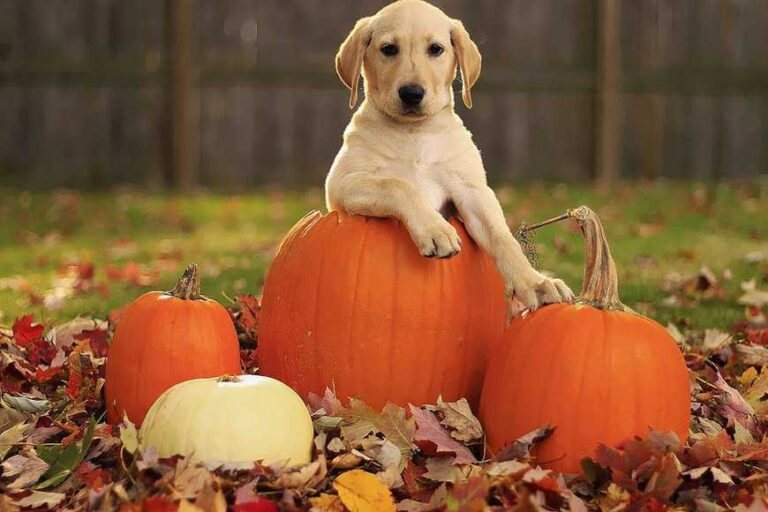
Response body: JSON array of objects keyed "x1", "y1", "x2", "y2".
[
  {"x1": 711, "y1": 370, "x2": 756, "y2": 433},
  {"x1": 341, "y1": 400, "x2": 415, "y2": 457},
  {"x1": 309, "y1": 493, "x2": 345, "y2": 512},
  {"x1": 409, "y1": 405, "x2": 476, "y2": 464},
  {"x1": 234, "y1": 484, "x2": 279, "y2": 512},
  {"x1": 35, "y1": 416, "x2": 96, "y2": 489},
  {"x1": 0, "y1": 422, "x2": 30, "y2": 461},
  {"x1": 493, "y1": 425, "x2": 555, "y2": 462},
  {"x1": 434, "y1": 398, "x2": 483, "y2": 443},
  {"x1": 11, "y1": 315, "x2": 44, "y2": 344},
  {"x1": 2, "y1": 394, "x2": 51, "y2": 414},
  {"x1": 333, "y1": 469, "x2": 396, "y2": 512},
  {"x1": 1, "y1": 451, "x2": 49, "y2": 489},
  {"x1": 424, "y1": 456, "x2": 465, "y2": 483},
  {"x1": 194, "y1": 480, "x2": 227, "y2": 512},
  {"x1": 702, "y1": 329, "x2": 732, "y2": 352},
  {"x1": 273, "y1": 460, "x2": 323, "y2": 489},
  {"x1": 445, "y1": 476, "x2": 487, "y2": 512},
  {"x1": 119, "y1": 415, "x2": 139, "y2": 455},
  {"x1": 9, "y1": 490, "x2": 65, "y2": 508}
]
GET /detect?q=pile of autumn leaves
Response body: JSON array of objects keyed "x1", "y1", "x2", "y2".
[{"x1": 2, "y1": 289, "x2": 768, "y2": 512}]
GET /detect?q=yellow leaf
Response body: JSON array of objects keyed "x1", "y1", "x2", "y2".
[
  {"x1": 178, "y1": 500, "x2": 204, "y2": 512},
  {"x1": 118, "y1": 414, "x2": 139, "y2": 455},
  {"x1": 332, "y1": 469, "x2": 396, "y2": 512},
  {"x1": 309, "y1": 493, "x2": 345, "y2": 512},
  {"x1": 737, "y1": 366, "x2": 758, "y2": 387}
]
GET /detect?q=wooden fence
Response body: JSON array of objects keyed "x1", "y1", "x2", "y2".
[{"x1": 0, "y1": 0, "x2": 767, "y2": 189}]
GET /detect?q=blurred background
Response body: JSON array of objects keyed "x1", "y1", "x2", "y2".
[
  {"x1": 1, "y1": 0, "x2": 767, "y2": 189},
  {"x1": 0, "y1": 1, "x2": 766, "y2": 329}
]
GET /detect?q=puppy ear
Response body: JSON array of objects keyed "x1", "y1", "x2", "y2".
[
  {"x1": 451, "y1": 19, "x2": 482, "y2": 109},
  {"x1": 336, "y1": 17, "x2": 372, "y2": 109}
]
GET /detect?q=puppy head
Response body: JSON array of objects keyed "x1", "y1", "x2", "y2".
[{"x1": 336, "y1": 0, "x2": 481, "y2": 121}]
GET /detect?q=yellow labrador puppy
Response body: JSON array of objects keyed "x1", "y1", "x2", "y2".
[{"x1": 325, "y1": 0, "x2": 573, "y2": 309}]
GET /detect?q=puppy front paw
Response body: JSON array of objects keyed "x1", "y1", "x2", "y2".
[
  {"x1": 508, "y1": 271, "x2": 574, "y2": 310},
  {"x1": 410, "y1": 215, "x2": 462, "y2": 259}
]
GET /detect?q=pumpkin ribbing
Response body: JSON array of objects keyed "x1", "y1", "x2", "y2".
[
  {"x1": 105, "y1": 264, "x2": 241, "y2": 426},
  {"x1": 479, "y1": 206, "x2": 690, "y2": 473},
  {"x1": 258, "y1": 211, "x2": 507, "y2": 410}
]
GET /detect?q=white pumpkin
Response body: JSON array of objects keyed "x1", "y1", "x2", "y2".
[{"x1": 139, "y1": 374, "x2": 314, "y2": 467}]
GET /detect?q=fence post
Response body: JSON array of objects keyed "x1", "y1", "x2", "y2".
[
  {"x1": 595, "y1": 0, "x2": 622, "y2": 185},
  {"x1": 170, "y1": 0, "x2": 198, "y2": 191}
]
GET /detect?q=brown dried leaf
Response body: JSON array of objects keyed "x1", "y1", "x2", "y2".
[{"x1": 434, "y1": 398, "x2": 483, "y2": 443}]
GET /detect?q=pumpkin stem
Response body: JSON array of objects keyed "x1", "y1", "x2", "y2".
[
  {"x1": 217, "y1": 374, "x2": 241, "y2": 383},
  {"x1": 169, "y1": 264, "x2": 202, "y2": 300},
  {"x1": 568, "y1": 206, "x2": 631, "y2": 312}
]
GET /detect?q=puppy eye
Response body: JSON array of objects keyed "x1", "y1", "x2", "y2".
[
  {"x1": 381, "y1": 44, "x2": 399, "y2": 56},
  {"x1": 428, "y1": 43, "x2": 444, "y2": 56}
]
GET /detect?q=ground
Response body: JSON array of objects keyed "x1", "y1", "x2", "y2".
[
  {"x1": 1, "y1": 181, "x2": 766, "y2": 329},
  {"x1": 2, "y1": 181, "x2": 768, "y2": 510}
]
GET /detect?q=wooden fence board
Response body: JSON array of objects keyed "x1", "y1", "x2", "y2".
[{"x1": 0, "y1": 0, "x2": 766, "y2": 188}]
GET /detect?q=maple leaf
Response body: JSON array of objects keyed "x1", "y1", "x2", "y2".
[
  {"x1": 398, "y1": 484, "x2": 449, "y2": 512},
  {"x1": 273, "y1": 460, "x2": 324, "y2": 489},
  {"x1": 7, "y1": 490, "x2": 66, "y2": 509},
  {"x1": 409, "y1": 405, "x2": 476, "y2": 464},
  {"x1": 233, "y1": 294, "x2": 260, "y2": 343},
  {"x1": 643, "y1": 453, "x2": 682, "y2": 502},
  {"x1": 340, "y1": 400, "x2": 415, "y2": 457},
  {"x1": 1, "y1": 451, "x2": 49, "y2": 489},
  {"x1": 493, "y1": 425, "x2": 555, "y2": 462},
  {"x1": 142, "y1": 495, "x2": 180, "y2": 512},
  {"x1": 332, "y1": 469, "x2": 396, "y2": 512},
  {"x1": 434, "y1": 398, "x2": 483, "y2": 443},
  {"x1": 308, "y1": 388, "x2": 344, "y2": 417},
  {"x1": 445, "y1": 476, "x2": 487, "y2": 512},
  {"x1": 12, "y1": 315, "x2": 44, "y2": 344},
  {"x1": 74, "y1": 329, "x2": 109, "y2": 358},
  {"x1": 193, "y1": 480, "x2": 227, "y2": 512},
  {"x1": 711, "y1": 369, "x2": 757, "y2": 433},
  {"x1": 424, "y1": 456, "x2": 466, "y2": 483},
  {"x1": 234, "y1": 496, "x2": 279, "y2": 512},
  {"x1": 172, "y1": 457, "x2": 215, "y2": 499},
  {"x1": 74, "y1": 460, "x2": 112, "y2": 491},
  {"x1": 308, "y1": 493, "x2": 344, "y2": 512}
]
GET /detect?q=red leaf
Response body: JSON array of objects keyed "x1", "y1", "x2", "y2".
[
  {"x1": 13, "y1": 315, "x2": 44, "y2": 343},
  {"x1": 235, "y1": 294, "x2": 260, "y2": 339},
  {"x1": 240, "y1": 349, "x2": 259, "y2": 372},
  {"x1": 234, "y1": 485, "x2": 279, "y2": 512},
  {"x1": 35, "y1": 366, "x2": 63, "y2": 383},
  {"x1": 65, "y1": 370, "x2": 84, "y2": 400},
  {"x1": 446, "y1": 477, "x2": 488, "y2": 512},
  {"x1": 74, "y1": 461, "x2": 112, "y2": 491},
  {"x1": 233, "y1": 499, "x2": 279, "y2": 512},
  {"x1": 141, "y1": 496, "x2": 179, "y2": 512},
  {"x1": 409, "y1": 405, "x2": 476, "y2": 464},
  {"x1": 74, "y1": 329, "x2": 109, "y2": 358}
]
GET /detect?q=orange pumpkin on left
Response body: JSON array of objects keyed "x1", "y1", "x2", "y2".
[{"x1": 105, "y1": 264, "x2": 241, "y2": 425}]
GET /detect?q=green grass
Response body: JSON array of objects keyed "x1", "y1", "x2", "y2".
[{"x1": 0, "y1": 181, "x2": 766, "y2": 329}]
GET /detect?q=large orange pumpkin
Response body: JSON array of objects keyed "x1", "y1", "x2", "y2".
[
  {"x1": 479, "y1": 206, "x2": 690, "y2": 474},
  {"x1": 105, "y1": 264, "x2": 241, "y2": 425},
  {"x1": 258, "y1": 211, "x2": 506, "y2": 410}
]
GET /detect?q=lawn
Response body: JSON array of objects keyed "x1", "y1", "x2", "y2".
[{"x1": 0, "y1": 181, "x2": 766, "y2": 329}]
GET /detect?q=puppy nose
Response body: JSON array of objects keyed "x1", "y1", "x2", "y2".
[{"x1": 398, "y1": 85, "x2": 425, "y2": 106}]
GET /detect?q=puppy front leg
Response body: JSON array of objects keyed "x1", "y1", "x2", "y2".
[
  {"x1": 327, "y1": 171, "x2": 462, "y2": 258},
  {"x1": 450, "y1": 183, "x2": 574, "y2": 309}
]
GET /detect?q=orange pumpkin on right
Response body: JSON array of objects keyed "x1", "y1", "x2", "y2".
[{"x1": 479, "y1": 206, "x2": 690, "y2": 474}]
